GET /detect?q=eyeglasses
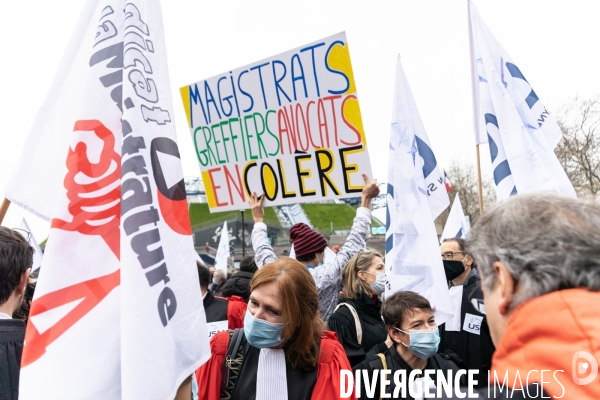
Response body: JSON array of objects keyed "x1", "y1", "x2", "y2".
[
  {"x1": 12, "y1": 228, "x2": 32, "y2": 243},
  {"x1": 441, "y1": 251, "x2": 465, "y2": 260},
  {"x1": 0, "y1": 227, "x2": 32, "y2": 243},
  {"x1": 0, "y1": 228, "x2": 34, "y2": 273}
]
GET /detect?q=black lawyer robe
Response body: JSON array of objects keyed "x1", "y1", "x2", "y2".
[
  {"x1": 327, "y1": 293, "x2": 388, "y2": 367},
  {"x1": 231, "y1": 344, "x2": 318, "y2": 400},
  {"x1": 438, "y1": 271, "x2": 495, "y2": 388},
  {"x1": 0, "y1": 318, "x2": 26, "y2": 400},
  {"x1": 203, "y1": 291, "x2": 229, "y2": 323},
  {"x1": 353, "y1": 344, "x2": 465, "y2": 400}
]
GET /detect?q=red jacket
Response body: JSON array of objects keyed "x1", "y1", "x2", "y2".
[
  {"x1": 196, "y1": 330, "x2": 355, "y2": 400},
  {"x1": 491, "y1": 288, "x2": 600, "y2": 398},
  {"x1": 216, "y1": 295, "x2": 246, "y2": 330}
]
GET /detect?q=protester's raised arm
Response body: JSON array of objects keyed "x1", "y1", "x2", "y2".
[
  {"x1": 249, "y1": 193, "x2": 277, "y2": 268},
  {"x1": 360, "y1": 174, "x2": 379, "y2": 209},
  {"x1": 334, "y1": 175, "x2": 379, "y2": 263},
  {"x1": 249, "y1": 192, "x2": 265, "y2": 223},
  {"x1": 311, "y1": 175, "x2": 379, "y2": 321}
]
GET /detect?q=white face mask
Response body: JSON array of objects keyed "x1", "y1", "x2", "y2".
[
  {"x1": 315, "y1": 252, "x2": 324, "y2": 266},
  {"x1": 363, "y1": 271, "x2": 386, "y2": 295},
  {"x1": 306, "y1": 253, "x2": 324, "y2": 269}
]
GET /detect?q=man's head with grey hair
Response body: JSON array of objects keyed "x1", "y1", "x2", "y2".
[
  {"x1": 213, "y1": 269, "x2": 227, "y2": 285},
  {"x1": 466, "y1": 193, "x2": 600, "y2": 345}
]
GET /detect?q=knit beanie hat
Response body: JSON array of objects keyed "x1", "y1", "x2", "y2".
[{"x1": 289, "y1": 223, "x2": 328, "y2": 258}]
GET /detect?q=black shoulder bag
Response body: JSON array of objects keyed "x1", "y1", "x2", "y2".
[{"x1": 220, "y1": 328, "x2": 246, "y2": 400}]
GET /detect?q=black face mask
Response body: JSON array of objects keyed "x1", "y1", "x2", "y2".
[{"x1": 443, "y1": 260, "x2": 466, "y2": 281}]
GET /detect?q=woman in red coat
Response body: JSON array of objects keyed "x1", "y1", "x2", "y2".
[{"x1": 196, "y1": 257, "x2": 354, "y2": 400}]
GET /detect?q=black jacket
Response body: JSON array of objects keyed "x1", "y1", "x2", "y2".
[
  {"x1": 215, "y1": 271, "x2": 253, "y2": 302},
  {"x1": 327, "y1": 293, "x2": 388, "y2": 367},
  {"x1": 438, "y1": 271, "x2": 495, "y2": 387},
  {"x1": 0, "y1": 319, "x2": 26, "y2": 400},
  {"x1": 203, "y1": 292, "x2": 229, "y2": 323},
  {"x1": 354, "y1": 344, "x2": 465, "y2": 400},
  {"x1": 209, "y1": 282, "x2": 223, "y2": 294}
]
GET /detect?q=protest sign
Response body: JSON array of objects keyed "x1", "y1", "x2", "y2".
[{"x1": 180, "y1": 32, "x2": 372, "y2": 212}]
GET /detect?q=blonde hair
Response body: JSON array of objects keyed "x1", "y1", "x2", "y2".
[{"x1": 341, "y1": 249, "x2": 383, "y2": 299}]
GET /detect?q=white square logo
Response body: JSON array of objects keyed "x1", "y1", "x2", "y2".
[{"x1": 463, "y1": 313, "x2": 483, "y2": 335}]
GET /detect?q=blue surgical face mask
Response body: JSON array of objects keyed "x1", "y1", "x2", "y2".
[
  {"x1": 243, "y1": 309, "x2": 284, "y2": 348},
  {"x1": 212, "y1": 277, "x2": 217, "y2": 285},
  {"x1": 363, "y1": 271, "x2": 386, "y2": 296},
  {"x1": 395, "y1": 327, "x2": 440, "y2": 359}
]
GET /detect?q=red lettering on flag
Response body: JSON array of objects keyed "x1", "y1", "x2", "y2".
[{"x1": 22, "y1": 269, "x2": 120, "y2": 367}]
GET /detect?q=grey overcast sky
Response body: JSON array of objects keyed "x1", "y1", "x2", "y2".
[{"x1": 1, "y1": 0, "x2": 598, "y2": 240}]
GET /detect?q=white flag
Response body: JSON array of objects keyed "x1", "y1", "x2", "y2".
[
  {"x1": 468, "y1": 1, "x2": 576, "y2": 200},
  {"x1": 385, "y1": 60, "x2": 450, "y2": 219},
  {"x1": 440, "y1": 194, "x2": 470, "y2": 244},
  {"x1": 215, "y1": 221, "x2": 230, "y2": 272},
  {"x1": 19, "y1": 218, "x2": 44, "y2": 272},
  {"x1": 13, "y1": 1, "x2": 210, "y2": 398},
  {"x1": 385, "y1": 56, "x2": 453, "y2": 324}
]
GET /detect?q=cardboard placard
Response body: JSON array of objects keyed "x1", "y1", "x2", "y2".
[{"x1": 180, "y1": 32, "x2": 372, "y2": 211}]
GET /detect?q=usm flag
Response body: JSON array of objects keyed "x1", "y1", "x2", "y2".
[
  {"x1": 468, "y1": 1, "x2": 576, "y2": 200},
  {"x1": 385, "y1": 56, "x2": 453, "y2": 324}
]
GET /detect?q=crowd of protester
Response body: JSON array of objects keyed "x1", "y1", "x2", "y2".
[{"x1": 2, "y1": 187, "x2": 599, "y2": 399}]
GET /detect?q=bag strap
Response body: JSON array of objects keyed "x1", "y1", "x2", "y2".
[
  {"x1": 335, "y1": 302, "x2": 362, "y2": 344},
  {"x1": 220, "y1": 330, "x2": 237, "y2": 391},
  {"x1": 220, "y1": 329, "x2": 246, "y2": 399},
  {"x1": 227, "y1": 329, "x2": 244, "y2": 360},
  {"x1": 376, "y1": 353, "x2": 388, "y2": 400},
  {"x1": 376, "y1": 353, "x2": 387, "y2": 370}
]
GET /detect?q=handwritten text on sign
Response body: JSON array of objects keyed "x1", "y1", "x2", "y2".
[{"x1": 180, "y1": 32, "x2": 372, "y2": 212}]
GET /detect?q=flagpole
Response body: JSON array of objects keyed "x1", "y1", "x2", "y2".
[
  {"x1": 468, "y1": 0, "x2": 484, "y2": 215},
  {"x1": 0, "y1": 198, "x2": 11, "y2": 225},
  {"x1": 476, "y1": 145, "x2": 484, "y2": 214}
]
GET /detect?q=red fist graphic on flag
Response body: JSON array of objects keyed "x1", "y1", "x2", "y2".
[{"x1": 51, "y1": 119, "x2": 121, "y2": 258}]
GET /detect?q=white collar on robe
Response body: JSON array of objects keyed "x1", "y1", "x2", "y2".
[{"x1": 256, "y1": 348, "x2": 288, "y2": 400}]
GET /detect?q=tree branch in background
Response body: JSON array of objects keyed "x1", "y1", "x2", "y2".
[{"x1": 555, "y1": 96, "x2": 600, "y2": 198}]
